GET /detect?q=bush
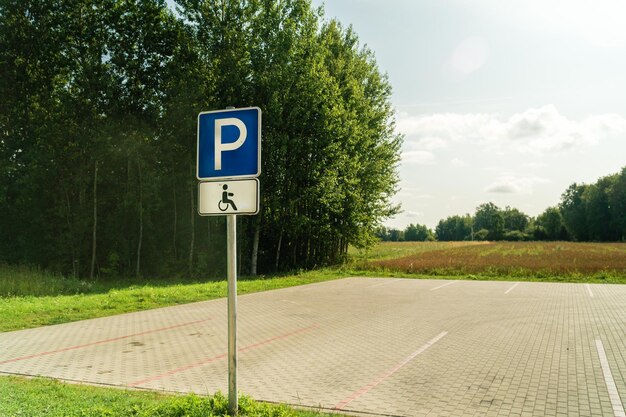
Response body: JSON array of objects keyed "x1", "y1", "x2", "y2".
[
  {"x1": 473, "y1": 229, "x2": 490, "y2": 241},
  {"x1": 503, "y1": 230, "x2": 527, "y2": 241}
]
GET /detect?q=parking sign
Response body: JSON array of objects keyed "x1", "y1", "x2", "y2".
[{"x1": 197, "y1": 107, "x2": 261, "y2": 180}]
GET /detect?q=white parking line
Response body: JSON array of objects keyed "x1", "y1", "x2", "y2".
[
  {"x1": 586, "y1": 284, "x2": 594, "y2": 298},
  {"x1": 505, "y1": 282, "x2": 520, "y2": 294},
  {"x1": 595, "y1": 339, "x2": 626, "y2": 417},
  {"x1": 334, "y1": 331, "x2": 448, "y2": 410},
  {"x1": 430, "y1": 281, "x2": 458, "y2": 291}
]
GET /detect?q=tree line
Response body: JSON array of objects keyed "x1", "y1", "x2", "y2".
[
  {"x1": 379, "y1": 166, "x2": 626, "y2": 242},
  {"x1": 0, "y1": 0, "x2": 401, "y2": 278}
]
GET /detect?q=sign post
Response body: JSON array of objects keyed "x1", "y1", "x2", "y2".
[
  {"x1": 227, "y1": 214, "x2": 237, "y2": 414},
  {"x1": 197, "y1": 106, "x2": 261, "y2": 416}
]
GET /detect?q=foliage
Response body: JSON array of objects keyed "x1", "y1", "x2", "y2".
[
  {"x1": 534, "y1": 206, "x2": 569, "y2": 241},
  {"x1": 502, "y1": 230, "x2": 526, "y2": 241},
  {"x1": 558, "y1": 169, "x2": 626, "y2": 242},
  {"x1": 559, "y1": 183, "x2": 590, "y2": 241},
  {"x1": 435, "y1": 215, "x2": 473, "y2": 241},
  {"x1": 473, "y1": 203, "x2": 505, "y2": 240},
  {"x1": 502, "y1": 207, "x2": 529, "y2": 232},
  {"x1": 610, "y1": 167, "x2": 626, "y2": 239},
  {"x1": 0, "y1": 0, "x2": 401, "y2": 278},
  {"x1": 376, "y1": 223, "x2": 434, "y2": 242},
  {"x1": 404, "y1": 223, "x2": 434, "y2": 241}
]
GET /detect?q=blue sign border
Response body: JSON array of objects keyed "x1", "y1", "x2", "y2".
[{"x1": 196, "y1": 107, "x2": 261, "y2": 180}]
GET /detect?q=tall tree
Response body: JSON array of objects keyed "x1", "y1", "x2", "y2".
[
  {"x1": 1, "y1": 0, "x2": 401, "y2": 276},
  {"x1": 560, "y1": 183, "x2": 590, "y2": 241},
  {"x1": 404, "y1": 223, "x2": 433, "y2": 241},
  {"x1": 535, "y1": 206, "x2": 569, "y2": 241},
  {"x1": 584, "y1": 175, "x2": 618, "y2": 241},
  {"x1": 609, "y1": 167, "x2": 626, "y2": 241},
  {"x1": 435, "y1": 215, "x2": 473, "y2": 241},
  {"x1": 502, "y1": 206, "x2": 529, "y2": 232},
  {"x1": 474, "y1": 202, "x2": 504, "y2": 241}
]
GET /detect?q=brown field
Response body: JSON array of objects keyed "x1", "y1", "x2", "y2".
[{"x1": 364, "y1": 241, "x2": 626, "y2": 279}]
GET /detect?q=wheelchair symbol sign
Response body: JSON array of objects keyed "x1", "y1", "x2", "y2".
[
  {"x1": 198, "y1": 179, "x2": 259, "y2": 216},
  {"x1": 219, "y1": 184, "x2": 238, "y2": 211}
]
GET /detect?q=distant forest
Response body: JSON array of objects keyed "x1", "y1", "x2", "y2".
[
  {"x1": 379, "y1": 166, "x2": 626, "y2": 242},
  {"x1": 0, "y1": 0, "x2": 401, "y2": 278}
]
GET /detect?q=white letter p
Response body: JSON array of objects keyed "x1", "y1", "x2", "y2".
[{"x1": 215, "y1": 118, "x2": 247, "y2": 170}]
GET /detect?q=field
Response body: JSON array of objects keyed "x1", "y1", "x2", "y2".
[{"x1": 356, "y1": 241, "x2": 626, "y2": 282}]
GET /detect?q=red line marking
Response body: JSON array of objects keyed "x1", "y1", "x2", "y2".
[
  {"x1": 128, "y1": 324, "x2": 319, "y2": 387},
  {"x1": 333, "y1": 331, "x2": 448, "y2": 410},
  {"x1": 0, "y1": 319, "x2": 212, "y2": 366}
]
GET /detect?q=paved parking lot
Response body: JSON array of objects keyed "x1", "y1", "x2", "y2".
[{"x1": 1, "y1": 278, "x2": 625, "y2": 417}]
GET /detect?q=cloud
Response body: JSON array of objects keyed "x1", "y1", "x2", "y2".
[
  {"x1": 396, "y1": 105, "x2": 626, "y2": 157},
  {"x1": 484, "y1": 176, "x2": 550, "y2": 195}
]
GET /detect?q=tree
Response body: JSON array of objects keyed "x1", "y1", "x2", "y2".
[
  {"x1": 609, "y1": 167, "x2": 626, "y2": 241},
  {"x1": 435, "y1": 215, "x2": 472, "y2": 241},
  {"x1": 584, "y1": 175, "x2": 618, "y2": 241},
  {"x1": 1, "y1": 0, "x2": 402, "y2": 276},
  {"x1": 535, "y1": 207, "x2": 569, "y2": 241},
  {"x1": 502, "y1": 207, "x2": 529, "y2": 233},
  {"x1": 404, "y1": 223, "x2": 433, "y2": 241},
  {"x1": 560, "y1": 183, "x2": 589, "y2": 241},
  {"x1": 473, "y1": 203, "x2": 504, "y2": 241}
]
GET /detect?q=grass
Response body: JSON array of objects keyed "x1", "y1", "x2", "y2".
[
  {"x1": 0, "y1": 376, "x2": 331, "y2": 417},
  {"x1": 0, "y1": 268, "x2": 341, "y2": 332},
  {"x1": 0, "y1": 264, "x2": 95, "y2": 297}
]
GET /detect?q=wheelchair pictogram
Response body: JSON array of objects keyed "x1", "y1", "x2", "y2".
[{"x1": 218, "y1": 184, "x2": 238, "y2": 211}]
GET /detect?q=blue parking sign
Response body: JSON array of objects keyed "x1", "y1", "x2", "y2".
[{"x1": 197, "y1": 107, "x2": 261, "y2": 180}]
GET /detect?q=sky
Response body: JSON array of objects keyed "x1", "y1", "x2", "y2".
[{"x1": 310, "y1": 0, "x2": 626, "y2": 229}]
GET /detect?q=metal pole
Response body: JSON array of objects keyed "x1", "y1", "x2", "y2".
[{"x1": 227, "y1": 214, "x2": 238, "y2": 415}]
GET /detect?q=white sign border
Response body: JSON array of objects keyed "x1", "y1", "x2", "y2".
[{"x1": 197, "y1": 178, "x2": 260, "y2": 217}]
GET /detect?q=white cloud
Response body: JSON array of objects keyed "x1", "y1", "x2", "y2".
[
  {"x1": 484, "y1": 176, "x2": 550, "y2": 195},
  {"x1": 396, "y1": 105, "x2": 626, "y2": 157}
]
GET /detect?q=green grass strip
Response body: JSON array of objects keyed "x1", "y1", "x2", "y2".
[
  {"x1": 0, "y1": 376, "x2": 332, "y2": 417},
  {"x1": 0, "y1": 270, "x2": 340, "y2": 333}
]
